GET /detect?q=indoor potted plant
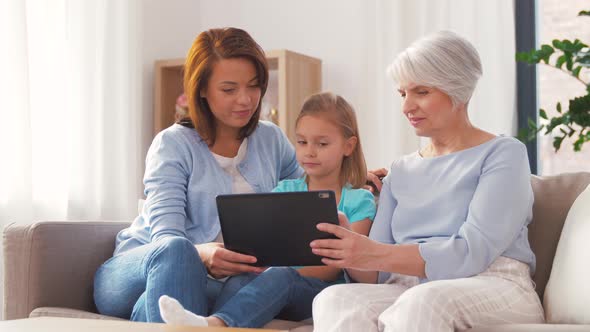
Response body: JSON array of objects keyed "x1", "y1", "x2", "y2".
[{"x1": 516, "y1": 10, "x2": 590, "y2": 152}]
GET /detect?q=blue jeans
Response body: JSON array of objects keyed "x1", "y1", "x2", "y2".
[
  {"x1": 213, "y1": 267, "x2": 334, "y2": 328},
  {"x1": 93, "y1": 237, "x2": 252, "y2": 322}
]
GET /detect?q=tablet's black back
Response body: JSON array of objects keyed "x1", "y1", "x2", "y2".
[{"x1": 216, "y1": 191, "x2": 339, "y2": 266}]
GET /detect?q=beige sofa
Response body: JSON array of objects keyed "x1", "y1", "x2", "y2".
[{"x1": 3, "y1": 172, "x2": 590, "y2": 331}]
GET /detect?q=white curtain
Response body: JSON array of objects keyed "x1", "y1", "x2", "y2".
[
  {"x1": 0, "y1": 0, "x2": 142, "y2": 317},
  {"x1": 362, "y1": 0, "x2": 517, "y2": 168}
]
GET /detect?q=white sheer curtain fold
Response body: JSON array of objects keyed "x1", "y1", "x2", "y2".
[
  {"x1": 361, "y1": 0, "x2": 517, "y2": 168},
  {"x1": 0, "y1": 0, "x2": 141, "y2": 317},
  {"x1": 0, "y1": 0, "x2": 141, "y2": 224}
]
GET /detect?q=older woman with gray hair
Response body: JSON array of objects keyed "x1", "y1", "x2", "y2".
[{"x1": 310, "y1": 31, "x2": 544, "y2": 331}]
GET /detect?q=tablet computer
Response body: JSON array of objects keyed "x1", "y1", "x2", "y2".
[{"x1": 216, "y1": 190, "x2": 339, "y2": 267}]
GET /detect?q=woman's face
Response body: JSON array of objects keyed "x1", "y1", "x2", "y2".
[
  {"x1": 397, "y1": 83, "x2": 458, "y2": 137},
  {"x1": 201, "y1": 58, "x2": 261, "y2": 134}
]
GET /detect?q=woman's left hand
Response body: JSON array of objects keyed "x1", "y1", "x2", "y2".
[{"x1": 310, "y1": 213, "x2": 383, "y2": 270}]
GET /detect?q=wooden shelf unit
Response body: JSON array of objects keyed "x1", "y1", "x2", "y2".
[{"x1": 153, "y1": 50, "x2": 322, "y2": 143}]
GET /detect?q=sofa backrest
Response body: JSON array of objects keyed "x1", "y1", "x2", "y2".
[{"x1": 529, "y1": 172, "x2": 590, "y2": 301}]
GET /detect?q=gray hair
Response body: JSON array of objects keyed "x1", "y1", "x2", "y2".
[{"x1": 387, "y1": 31, "x2": 482, "y2": 106}]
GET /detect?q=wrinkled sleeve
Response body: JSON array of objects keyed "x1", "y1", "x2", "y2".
[
  {"x1": 419, "y1": 142, "x2": 534, "y2": 280},
  {"x1": 346, "y1": 189, "x2": 376, "y2": 223},
  {"x1": 143, "y1": 131, "x2": 192, "y2": 242},
  {"x1": 368, "y1": 177, "x2": 397, "y2": 245},
  {"x1": 367, "y1": 175, "x2": 398, "y2": 283}
]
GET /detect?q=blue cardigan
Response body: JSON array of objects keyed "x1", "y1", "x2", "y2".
[
  {"x1": 370, "y1": 136, "x2": 536, "y2": 282},
  {"x1": 115, "y1": 121, "x2": 304, "y2": 255}
]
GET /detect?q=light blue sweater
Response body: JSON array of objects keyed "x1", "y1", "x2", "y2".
[
  {"x1": 370, "y1": 136, "x2": 535, "y2": 282},
  {"x1": 115, "y1": 121, "x2": 304, "y2": 255}
]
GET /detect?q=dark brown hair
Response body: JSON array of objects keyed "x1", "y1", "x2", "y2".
[
  {"x1": 183, "y1": 27, "x2": 269, "y2": 145},
  {"x1": 296, "y1": 92, "x2": 368, "y2": 188}
]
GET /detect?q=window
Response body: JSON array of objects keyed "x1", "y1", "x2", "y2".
[
  {"x1": 537, "y1": 0, "x2": 590, "y2": 175},
  {"x1": 516, "y1": 0, "x2": 590, "y2": 175}
]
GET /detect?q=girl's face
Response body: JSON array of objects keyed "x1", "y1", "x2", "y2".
[
  {"x1": 295, "y1": 115, "x2": 356, "y2": 182},
  {"x1": 201, "y1": 58, "x2": 261, "y2": 135},
  {"x1": 397, "y1": 83, "x2": 458, "y2": 137}
]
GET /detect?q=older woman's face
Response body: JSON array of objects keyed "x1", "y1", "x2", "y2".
[{"x1": 397, "y1": 84, "x2": 457, "y2": 137}]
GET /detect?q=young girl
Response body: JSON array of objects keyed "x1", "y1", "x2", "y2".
[{"x1": 158, "y1": 92, "x2": 376, "y2": 328}]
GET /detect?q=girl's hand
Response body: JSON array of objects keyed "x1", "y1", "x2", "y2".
[
  {"x1": 196, "y1": 242, "x2": 265, "y2": 279},
  {"x1": 310, "y1": 213, "x2": 383, "y2": 270},
  {"x1": 366, "y1": 168, "x2": 388, "y2": 193}
]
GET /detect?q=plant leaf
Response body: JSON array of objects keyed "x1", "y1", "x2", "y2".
[
  {"x1": 573, "y1": 66, "x2": 582, "y2": 78},
  {"x1": 517, "y1": 128, "x2": 529, "y2": 142},
  {"x1": 576, "y1": 52, "x2": 590, "y2": 67},
  {"x1": 566, "y1": 55, "x2": 574, "y2": 71},
  {"x1": 556, "y1": 55, "x2": 567, "y2": 69},
  {"x1": 553, "y1": 135, "x2": 564, "y2": 151},
  {"x1": 528, "y1": 118, "x2": 537, "y2": 128},
  {"x1": 569, "y1": 94, "x2": 590, "y2": 127},
  {"x1": 540, "y1": 109, "x2": 548, "y2": 119},
  {"x1": 573, "y1": 135, "x2": 585, "y2": 151},
  {"x1": 568, "y1": 126, "x2": 576, "y2": 137},
  {"x1": 516, "y1": 51, "x2": 533, "y2": 63},
  {"x1": 579, "y1": 10, "x2": 590, "y2": 16},
  {"x1": 540, "y1": 45, "x2": 555, "y2": 63}
]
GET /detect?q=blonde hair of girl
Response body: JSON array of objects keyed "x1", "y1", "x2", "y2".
[{"x1": 296, "y1": 92, "x2": 367, "y2": 189}]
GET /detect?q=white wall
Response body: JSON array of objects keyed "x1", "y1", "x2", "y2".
[{"x1": 137, "y1": 0, "x2": 203, "y2": 192}]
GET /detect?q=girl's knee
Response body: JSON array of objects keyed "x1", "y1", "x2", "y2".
[
  {"x1": 224, "y1": 272, "x2": 258, "y2": 290},
  {"x1": 263, "y1": 267, "x2": 299, "y2": 280}
]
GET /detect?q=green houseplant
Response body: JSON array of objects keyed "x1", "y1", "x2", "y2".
[{"x1": 516, "y1": 10, "x2": 590, "y2": 152}]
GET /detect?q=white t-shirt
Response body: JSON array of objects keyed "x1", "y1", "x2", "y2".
[{"x1": 211, "y1": 137, "x2": 254, "y2": 243}]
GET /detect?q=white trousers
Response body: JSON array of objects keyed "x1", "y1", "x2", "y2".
[{"x1": 312, "y1": 257, "x2": 544, "y2": 332}]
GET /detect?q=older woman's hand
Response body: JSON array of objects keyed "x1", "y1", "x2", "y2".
[
  {"x1": 310, "y1": 213, "x2": 383, "y2": 270},
  {"x1": 366, "y1": 167, "x2": 388, "y2": 193}
]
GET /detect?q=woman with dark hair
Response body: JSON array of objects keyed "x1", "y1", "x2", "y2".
[{"x1": 93, "y1": 27, "x2": 303, "y2": 322}]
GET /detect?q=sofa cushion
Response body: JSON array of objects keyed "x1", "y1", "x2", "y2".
[
  {"x1": 529, "y1": 172, "x2": 590, "y2": 301},
  {"x1": 544, "y1": 182, "x2": 590, "y2": 324},
  {"x1": 263, "y1": 318, "x2": 312, "y2": 330}
]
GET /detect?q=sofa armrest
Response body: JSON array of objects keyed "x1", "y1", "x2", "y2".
[{"x1": 2, "y1": 221, "x2": 130, "y2": 320}]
